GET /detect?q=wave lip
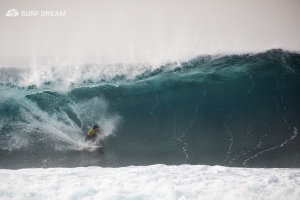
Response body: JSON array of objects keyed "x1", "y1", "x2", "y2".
[{"x1": 0, "y1": 49, "x2": 298, "y2": 90}]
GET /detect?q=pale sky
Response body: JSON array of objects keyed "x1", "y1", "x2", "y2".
[{"x1": 1, "y1": 0, "x2": 300, "y2": 63}]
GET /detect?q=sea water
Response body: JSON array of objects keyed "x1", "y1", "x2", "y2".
[{"x1": 1, "y1": 49, "x2": 300, "y2": 199}]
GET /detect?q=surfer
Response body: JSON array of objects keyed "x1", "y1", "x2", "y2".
[{"x1": 85, "y1": 125, "x2": 100, "y2": 142}]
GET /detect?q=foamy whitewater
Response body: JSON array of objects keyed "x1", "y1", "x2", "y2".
[
  {"x1": 1, "y1": 49, "x2": 300, "y2": 199},
  {"x1": 1, "y1": 165, "x2": 300, "y2": 200}
]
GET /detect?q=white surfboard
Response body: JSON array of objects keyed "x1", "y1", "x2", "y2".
[
  {"x1": 88, "y1": 145, "x2": 103, "y2": 148},
  {"x1": 84, "y1": 145, "x2": 103, "y2": 149},
  {"x1": 85, "y1": 145, "x2": 104, "y2": 154}
]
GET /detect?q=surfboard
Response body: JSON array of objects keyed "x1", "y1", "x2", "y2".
[
  {"x1": 88, "y1": 145, "x2": 103, "y2": 148},
  {"x1": 85, "y1": 145, "x2": 104, "y2": 154}
]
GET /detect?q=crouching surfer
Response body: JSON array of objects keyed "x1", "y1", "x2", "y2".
[{"x1": 85, "y1": 125, "x2": 100, "y2": 143}]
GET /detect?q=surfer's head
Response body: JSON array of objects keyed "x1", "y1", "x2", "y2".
[{"x1": 93, "y1": 125, "x2": 99, "y2": 131}]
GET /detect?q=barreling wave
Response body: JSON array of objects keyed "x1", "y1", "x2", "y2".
[{"x1": 1, "y1": 49, "x2": 300, "y2": 169}]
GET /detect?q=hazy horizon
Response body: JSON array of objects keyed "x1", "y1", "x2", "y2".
[{"x1": 1, "y1": 0, "x2": 300, "y2": 63}]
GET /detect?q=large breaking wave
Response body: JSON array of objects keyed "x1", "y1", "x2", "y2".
[{"x1": 1, "y1": 49, "x2": 300, "y2": 169}]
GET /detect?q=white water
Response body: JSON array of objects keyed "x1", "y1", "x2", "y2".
[{"x1": 1, "y1": 164, "x2": 300, "y2": 200}]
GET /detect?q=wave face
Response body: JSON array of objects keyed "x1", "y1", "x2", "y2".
[{"x1": 1, "y1": 49, "x2": 300, "y2": 169}]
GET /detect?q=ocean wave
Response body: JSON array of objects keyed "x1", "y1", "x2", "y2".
[{"x1": 1, "y1": 49, "x2": 300, "y2": 169}]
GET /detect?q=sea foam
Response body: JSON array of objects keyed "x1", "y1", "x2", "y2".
[{"x1": 0, "y1": 164, "x2": 300, "y2": 200}]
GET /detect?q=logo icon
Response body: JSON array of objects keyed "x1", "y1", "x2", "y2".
[{"x1": 6, "y1": 9, "x2": 19, "y2": 17}]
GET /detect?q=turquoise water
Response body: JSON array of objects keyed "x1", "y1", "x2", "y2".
[{"x1": 1, "y1": 49, "x2": 300, "y2": 168}]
